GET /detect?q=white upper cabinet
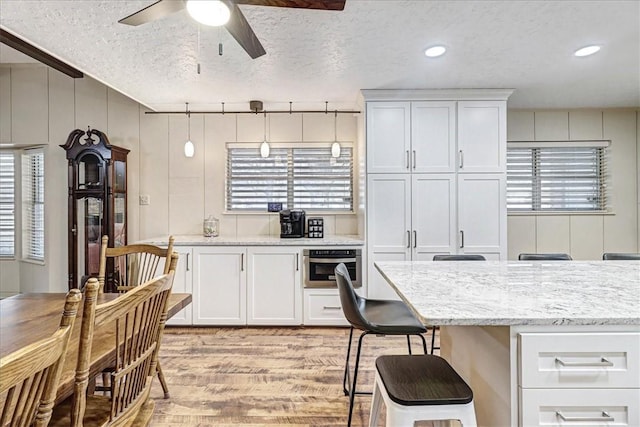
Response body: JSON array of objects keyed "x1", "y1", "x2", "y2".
[
  {"x1": 457, "y1": 101, "x2": 507, "y2": 173},
  {"x1": 366, "y1": 102, "x2": 411, "y2": 173},
  {"x1": 411, "y1": 102, "x2": 456, "y2": 173}
]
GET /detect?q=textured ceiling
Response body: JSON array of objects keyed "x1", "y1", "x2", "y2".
[{"x1": 0, "y1": 0, "x2": 638, "y2": 111}]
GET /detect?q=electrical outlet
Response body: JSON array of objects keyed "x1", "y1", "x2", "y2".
[{"x1": 139, "y1": 195, "x2": 150, "y2": 206}]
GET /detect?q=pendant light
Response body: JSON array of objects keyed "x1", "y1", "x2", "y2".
[
  {"x1": 184, "y1": 103, "x2": 195, "y2": 158},
  {"x1": 331, "y1": 110, "x2": 341, "y2": 158},
  {"x1": 260, "y1": 111, "x2": 270, "y2": 158}
]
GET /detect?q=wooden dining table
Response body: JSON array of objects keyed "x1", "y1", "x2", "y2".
[{"x1": 0, "y1": 292, "x2": 192, "y2": 404}]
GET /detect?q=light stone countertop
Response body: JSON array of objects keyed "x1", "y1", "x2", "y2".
[
  {"x1": 375, "y1": 261, "x2": 640, "y2": 326},
  {"x1": 139, "y1": 234, "x2": 364, "y2": 247}
]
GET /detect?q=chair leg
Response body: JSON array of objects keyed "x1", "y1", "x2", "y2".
[
  {"x1": 343, "y1": 327, "x2": 355, "y2": 396},
  {"x1": 416, "y1": 332, "x2": 428, "y2": 354},
  {"x1": 431, "y1": 326, "x2": 440, "y2": 354},
  {"x1": 347, "y1": 331, "x2": 367, "y2": 427},
  {"x1": 156, "y1": 362, "x2": 170, "y2": 399},
  {"x1": 406, "y1": 335, "x2": 412, "y2": 355}
]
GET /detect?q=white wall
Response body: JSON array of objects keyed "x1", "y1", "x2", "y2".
[
  {"x1": 507, "y1": 109, "x2": 639, "y2": 260},
  {"x1": 0, "y1": 64, "x2": 360, "y2": 294}
]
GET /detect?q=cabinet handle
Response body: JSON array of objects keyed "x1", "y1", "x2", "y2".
[
  {"x1": 555, "y1": 357, "x2": 614, "y2": 367},
  {"x1": 186, "y1": 253, "x2": 190, "y2": 271},
  {"x1": 241, "y1": 253, "x2": 244, "y2": 271},
  {"x1": 413, "y1": 230, "x2": 417, "y2": 248},
  {"x1": 459, "y1": 149, "x2": 464, "y2": 169},
  {"x1": 323, "y1": 306, "x2": 342, "y2": 310},
  {"x1": 459, "y1": 230, "x2": 464, "y2": 248},
  {"x1": 407, "y1": 230, "x2": 411, "y2": 248},
  {"x1": 406, "y1": 150, "x2": 410, "y2": 169},
  {"x1": 556, "y1": 411, "x2": 614, "y2": 422},
  {"x1": 412, "y1": 150, "x2": 416, "y2": 169},
  {"x1": 296, "y1": 253, "x2": 299, "y2": 271}
]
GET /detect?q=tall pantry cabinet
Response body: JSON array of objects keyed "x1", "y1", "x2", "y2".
[{"x1": 363, "y1": 90, "x2": 512, "y2": 299}]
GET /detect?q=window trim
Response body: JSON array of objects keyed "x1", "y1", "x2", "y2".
[
  {"x1": 21, "y1": 148, "x2": 45, "y2": 263},
  {"x1": 225, "y1": 141, "x2": 355, "y2": 213},
  {"x1": 0, "y1": 151, "x2": 16, "y2": 259},
  {"x1": 506, "y1": 140, "x2": 610, "y2": 214}
]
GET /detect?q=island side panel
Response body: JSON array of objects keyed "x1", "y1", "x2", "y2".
[{"x1": 441, "y1": 325, "x2": 514, "y2": 426}]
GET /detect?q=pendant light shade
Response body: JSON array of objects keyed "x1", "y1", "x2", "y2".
[
  {"x1": 184, "y1": 102, "x2": 194, "y2": 158},
  {"x1": 184, "y1": 140, "x2": 195, "y2": 157},
  {"x1": 186, "y1": 0, "x2": 230, "y2": 26},
  {"x1": 260, "y1": 140, "x2": 270, "y2": 158},
  {"x1": 331, "y1": 141, "x2": 341, "y2": 158}
]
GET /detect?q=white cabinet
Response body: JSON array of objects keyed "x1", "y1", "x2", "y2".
[
  {"x1": 366, "y1": 101, "x2": 456, "y2": 174},
  {"x1": 303, "y1": 288, "x2": 348, "y2": 326},
  {"x1": 193, "y1": 246, "x2": 246, "y2": 325},
  {"x1": 518, "y1": 332, "x2": 640, "y2": 427},
  {"x1": 246, "y1": 247, "x2": 302, "y2": 325},
  {"x1": 457, "y1": 101, "x2": 507, "y2": 173},
  {"x1": 365, "y1": 93, "x2": 509, "y2": 298},
  {"x1": 166, "y1": 247, "x2": 193, "y2": 326}
]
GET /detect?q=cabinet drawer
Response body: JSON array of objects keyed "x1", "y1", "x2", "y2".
[
  {"x1": 521, "y1": 388, "x2": 640, "y2": 426},
  {"x1": 519, "y1": 332, "x2": 640, "y2": 388},
  {"x1": 304, "y1": 292, "x2": 348, "y2": 326}
]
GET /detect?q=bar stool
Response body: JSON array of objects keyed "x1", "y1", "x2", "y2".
[
  {"x1": 603, "y1": 252, "x2": 640, "y2": 260},
  {"x1": 518, "y1": 253, "x2": 572, "y2": 260},
  {"x1": 369, "y1": 355, "x2": 477, "y2": 427}
]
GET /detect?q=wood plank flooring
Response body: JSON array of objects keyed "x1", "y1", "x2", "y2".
[{"x1": 148, "y1": 327, "x2": 438, "y2": 426}]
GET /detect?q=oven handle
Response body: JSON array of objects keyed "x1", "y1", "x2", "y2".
[{"x1": 309, "y1": 258, "x2": 358, "y2": 264}]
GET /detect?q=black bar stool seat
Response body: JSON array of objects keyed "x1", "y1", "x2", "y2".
[{"x1": 361, "y1": 299, "x2": 427, "y2": 335}]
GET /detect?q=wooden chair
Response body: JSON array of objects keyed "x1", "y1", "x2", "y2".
[
  {"x1": 0, "y1": 290, "x2": 82, "y2": 427},
  {"x1": 98, "y1": 235, "x2": 175, "y2": 294},
  {"x1": 49, "y1": 272, "x2": 174, "y2": 427},
  {"x1": 98, "y1": 235, "x2": 176, "y2": 399}
]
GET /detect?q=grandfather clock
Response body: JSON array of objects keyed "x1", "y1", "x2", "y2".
[{"x1": 61, "y1": 128, "x2": 129, "y2": 290}]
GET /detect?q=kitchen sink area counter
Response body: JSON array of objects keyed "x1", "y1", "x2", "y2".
[
  {"x1": 139, "y1": 234, "x2": 364, "y2": 247},
  {"x1": 375, "y1": 260, "x2": 640, "y2": 427}
]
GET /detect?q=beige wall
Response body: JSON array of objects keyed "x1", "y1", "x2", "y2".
[
  {"x1": 0, "y1": 64, "x2": 359, "y2": 295},
  {"x1": 507, "y1": 109, "x2": 639, "y2": 260}
]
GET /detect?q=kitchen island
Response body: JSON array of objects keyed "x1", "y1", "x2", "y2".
[{"x1": 375, "y1": 261, "x2": 640, "y2": 426}]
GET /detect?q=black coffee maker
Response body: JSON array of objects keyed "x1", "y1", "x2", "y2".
[{"x1": 279, "y1": 209, "x2": 305, "y2": 238}]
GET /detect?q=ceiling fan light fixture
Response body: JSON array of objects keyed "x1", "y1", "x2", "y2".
[
  {"x1": 574, "y1": 45, "x2": 600, "y2": 57},
  {"x1": 186, "y1": 0, "x2": 231, "y2": 27},
  {"x1": 424, "y1": 45, "x2": 446, "y2": 57}
]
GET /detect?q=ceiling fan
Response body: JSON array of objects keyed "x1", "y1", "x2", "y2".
[{"x1": 118, "y1": 0, "x2": 346, "y2": 59}]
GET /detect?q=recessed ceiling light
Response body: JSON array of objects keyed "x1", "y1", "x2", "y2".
[
  {"x1": 424, "y1": 46, "x2": 446, "y2": 58},
  {"x1": 574, "y1": 45, "x2": 601, "y2": 57}
]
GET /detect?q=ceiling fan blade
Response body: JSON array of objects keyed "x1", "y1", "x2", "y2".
[
  {"x1": 225, "y1": 3, "x2": 266, "y2": 59},
  {"x1": 233, "y1": 0, "x2": 345, "y2": 10},
  {"x1": 118, "y1": 0, "x2": 186, "y2": 26}
]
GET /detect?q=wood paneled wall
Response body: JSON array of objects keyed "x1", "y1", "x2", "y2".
[{"x1": 507, "y1": 110, "x2": 639, "y2": 260}]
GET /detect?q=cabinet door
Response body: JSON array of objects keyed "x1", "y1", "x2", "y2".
[
  {"x1": 165, "y1": 247, "x2": 193, "y2": 326},
  {"x1": 193, "y1": 247, "x2": 246, "y2": 325},
  {"x1": 411, "y1": 102, "x2": 456, "y2": 173},
  {"x1": 457, "y1": 174, "x2": 506, "y2": 259},
  {"x1": 457, "y1": 101, "x2": 506, "y2": 173},
  {"x1": 246, "y1": 247, "x2": 302, "y2": 325},
  {"x1": 412, "y1": 174, "x2": 457, "y2": 260},
  {"x1": 366, "y1": 102, "x2": 411, "y2": 173},
  {"x1": 367, "y1": 174, "x2": 411, "y2": 299}
]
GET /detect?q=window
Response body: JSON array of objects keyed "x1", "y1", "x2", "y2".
[
  {"x1": 227, "y1": 143, "x2": 353, "y2": 211},
  {"x1": 507, "y1": 141, "x2": 608, "y2": 212},
  {"x1": 22, "y1": 150, "x2": 44, "y2": 261},
  {"x1": 0, "y1": 152, "x2": 15, "y2": 258}
]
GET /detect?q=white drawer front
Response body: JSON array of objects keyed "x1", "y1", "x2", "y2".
[
  {"x1": 303, "y1": 292, "x2": 348, "y2": 326},
  {"x1": 521, "y1": 388, "x2": 640, "y2": 426},
  {"x1": 519, "y1": 332, "x2": 640, "y2": 388}
]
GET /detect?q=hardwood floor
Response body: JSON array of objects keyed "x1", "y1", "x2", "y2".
[{"x1": 149, "y1": 327, "x2": 438, "y2": 426}]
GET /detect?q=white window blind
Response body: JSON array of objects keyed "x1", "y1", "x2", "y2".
[
  {"x1": 507, "y1": 141, "x2": 608, "y2": 212},
  {"x1": 22, "y1": 151, "x2": 44, "y2": 261},
  {"x1": 0, "y1": 152, "x2": 15, "y2": 257},
  {"x1": 227, "y1": 144, "x2": 353, "y2": 211}
]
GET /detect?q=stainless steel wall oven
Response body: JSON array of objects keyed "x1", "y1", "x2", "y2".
[{"x1": 303, "y1": 249, "x2": 362, "y2": 288}]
